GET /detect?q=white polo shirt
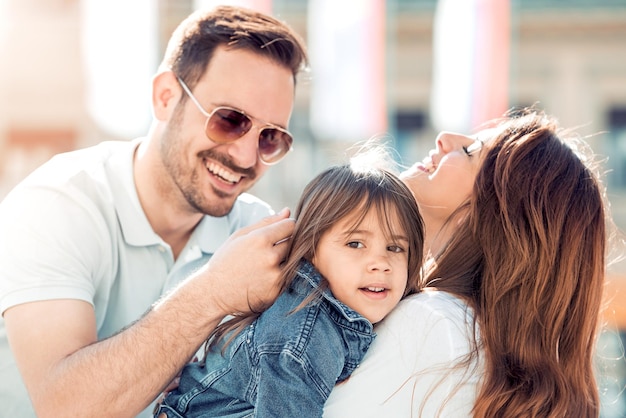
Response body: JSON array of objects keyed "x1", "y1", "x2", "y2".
[{"x1": 0, "y1": 138, "x2": 272, "y2": 417}]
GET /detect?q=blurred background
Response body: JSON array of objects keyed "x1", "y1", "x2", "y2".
[{"x1": 1, "y1": 0, "x2": 625, "y2": 415}]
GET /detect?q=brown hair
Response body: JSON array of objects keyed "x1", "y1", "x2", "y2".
[
  {"x1": 160, "y1": 5, "x2": 308, "y2": 88},
  {"x1": 208, "y1": 147, "x2": 424, "y2": 351},
  {"x1": 425, "y1": 109, "x2": 606, "y2": 417}
]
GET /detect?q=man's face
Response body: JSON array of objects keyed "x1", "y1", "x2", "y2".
[{"x1": 161, "y1": 46, "x2": 295, "y2": 217}]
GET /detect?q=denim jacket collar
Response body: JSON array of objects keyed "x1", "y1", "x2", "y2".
[{"x1": 293, "y1": 259, "x2": 374, "y2": 334}]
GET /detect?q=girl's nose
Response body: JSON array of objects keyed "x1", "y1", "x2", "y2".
[{"x1": 367, "y1": 255, "x2": 392, "y2": 273}]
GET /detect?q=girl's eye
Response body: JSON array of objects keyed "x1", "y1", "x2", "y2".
[
  {"x1": 347, "y1": 241, "x2": 364, "y2": 249},
  {"x1": 387, "y1": 245, "x2": 405, "y2": 253}
]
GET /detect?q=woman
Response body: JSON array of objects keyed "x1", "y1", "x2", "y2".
[{"x1": 324, "y1": 108, "x2": 611, "y2": 417}]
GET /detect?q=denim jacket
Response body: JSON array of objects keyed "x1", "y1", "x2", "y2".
[{"x1": 155, "y1": 259, "x2": 375, "y2": 418}]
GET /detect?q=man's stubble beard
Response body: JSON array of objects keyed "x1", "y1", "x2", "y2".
[{"x1": 159, "y1": 109, "x2": 237, "y2": 218}]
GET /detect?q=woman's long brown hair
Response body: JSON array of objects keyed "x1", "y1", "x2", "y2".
[{"x1": 425, "y1": 109, "x2": 606, "y2": 417}]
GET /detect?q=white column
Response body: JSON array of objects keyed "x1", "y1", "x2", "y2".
[
  {"x1": 193, "y1": 0, "x2": 272, "y2": 14},
  {"x1": 81, "y1": 0, "x2": 157, "y2": 138},
  {"x1": 431, "y1": 0, "x2": 510, "y2": 133},
  {"x1": 308, "y1": 0, "x2": 387, "y2": 142}
]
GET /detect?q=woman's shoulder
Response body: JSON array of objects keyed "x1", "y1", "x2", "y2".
[
  {"x1": 386, "y1": 290, "x2": 473, "y2": 328},
  {"x1": 374, "y1": 289, "x2": 477, "y2": 358},
  {"x1": 399, "y1": 288, "x2": 469, "y2": 308},
  {"x1": 323, "y1": 290, "x2": 480, "y2": 418}
]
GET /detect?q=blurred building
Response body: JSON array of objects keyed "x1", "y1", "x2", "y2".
[{"x1": 1, "y1": 0, "x2": 626, "y2": 414}]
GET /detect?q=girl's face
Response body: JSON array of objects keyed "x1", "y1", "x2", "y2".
[
  {"x1": 400, "y1": 130, "x2": 492, "y2": 225},
  {"x1": 311, "y1": 207, "x2": 409, "y2": 324}
]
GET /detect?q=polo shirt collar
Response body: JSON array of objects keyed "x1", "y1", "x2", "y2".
[
  {"x1": 106, "y1": 138, "x2": 232, "y2": 254},
  {"x1": 105, "y1": 138, "x2": 160, "y2": 247},
  {"x1": 188, "y1": 214, "x2": 230, "y2": 255}
]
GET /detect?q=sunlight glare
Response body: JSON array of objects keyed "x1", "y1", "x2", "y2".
[{"x1": 81, "y1": 0, "x2": 157, "y2": 138}]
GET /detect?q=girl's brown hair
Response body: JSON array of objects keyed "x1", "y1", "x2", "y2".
[{"x1": 425, "y1": 109, "x2": 606, "y2": 417}]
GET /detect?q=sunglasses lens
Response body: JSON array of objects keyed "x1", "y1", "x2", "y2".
[
  {"x1": 206, "y1": 108, "x2": 252, "y2": 143},
  {"x1": 203, "y1": 106, "x2": 292, "y2": 164},
  {"x1": 259, "y1": 129, "x2": 293, "y2": 164}
]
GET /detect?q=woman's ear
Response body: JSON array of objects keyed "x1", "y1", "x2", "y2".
[{"x1": 151, "y1": 71, "x2": 180, "y2": 121}]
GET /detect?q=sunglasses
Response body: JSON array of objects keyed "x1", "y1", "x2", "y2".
[{"x1": 177, "y1": 77, "x2": 293, "y2": 165}]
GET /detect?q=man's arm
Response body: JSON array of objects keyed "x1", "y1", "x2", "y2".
[{"x1": 4, "y1": 209, "x2": 294, "y2": 418}]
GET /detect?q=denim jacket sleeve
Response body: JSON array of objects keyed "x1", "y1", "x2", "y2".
[
  {"x1": 254, "y1": 348, "x2": 341, "y2": 418},
  {"x1": 252, "y1": 298, "x2": 351, "y2": 417},
  {"x1": 251, "y1": 262, "x2": 373, "y2": 417}
]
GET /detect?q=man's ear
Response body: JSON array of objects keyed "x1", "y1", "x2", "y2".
[{"x1": 152, "y1": 71, "x2": 180, "y2": 121}]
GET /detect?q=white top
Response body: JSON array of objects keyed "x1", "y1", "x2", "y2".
[
  {"x1": 0, "y1": 139, "x2": 272, "y2": 418},
  {"x1": 324, "y1": 290, "x2": 482, "y2": 417}
]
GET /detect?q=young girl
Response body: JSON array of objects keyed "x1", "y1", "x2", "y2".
[{"x1": 154, "y1": 150, "x2": 424, "y2": 417}]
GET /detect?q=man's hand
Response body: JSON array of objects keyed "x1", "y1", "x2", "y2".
[{"x1": 190, "y1": 207, "x2": 295, "y2": 316}]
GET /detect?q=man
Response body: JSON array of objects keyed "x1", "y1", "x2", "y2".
[{"x1": 0, "y1": 6, "x2": 307, "y2": 417}]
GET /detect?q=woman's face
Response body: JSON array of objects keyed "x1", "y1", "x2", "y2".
[{"x1": 400, "y1": 130, "x2": 491, "y2": 225}]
